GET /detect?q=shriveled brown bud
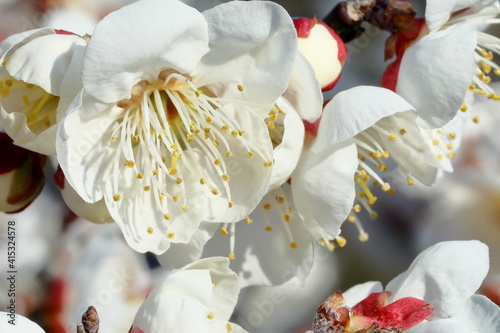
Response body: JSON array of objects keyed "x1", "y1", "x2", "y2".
[
  {"x1": 312, "y1": 291, "x2": 351, "y2": 332},
  {"x1": 81, "y1": 306, "x2": 99, "y2": 333}
]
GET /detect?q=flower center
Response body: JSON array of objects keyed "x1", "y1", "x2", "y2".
[
  {"x1": 109, "y1": 70, "x2": 271, "y2": 229},
  {"x1": 0, "y1": 75, "x2": 59, "y2": 134}
]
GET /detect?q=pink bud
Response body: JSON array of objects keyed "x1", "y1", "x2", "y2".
[{"x1": 293, "y1": 17, "x2": 347, "y2": 91}]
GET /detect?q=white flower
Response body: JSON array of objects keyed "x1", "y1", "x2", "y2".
[
  {"x1": 291, "y1": 86, "x2": 450, "y2": 247},
  {"x1": 336, "y1": 240, "x2": 500, "y2": 332},
  {"x1": 0, "y1": 28, "x2": 86, "y2": 155},
  {"x1": 424, "y1": 0, "x2": 500, "y2": 100},
  {"x1": 57, "y1": 0, "x2": 299, "y2": 254},
  {"x1": 130, "y1": 257, "x2": 247, "y2": 333}
]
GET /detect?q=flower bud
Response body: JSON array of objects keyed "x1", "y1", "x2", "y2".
[
  {"x1": 0, "y1": 132, "x2": 45, "y2": 213},
  {"x1": 294, "y1": 17, "x2": 347, "y2": 91}
]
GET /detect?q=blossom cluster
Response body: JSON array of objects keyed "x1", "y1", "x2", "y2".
[{"x1": 0, "y1": 0, "x2": 500, "y2": 332}]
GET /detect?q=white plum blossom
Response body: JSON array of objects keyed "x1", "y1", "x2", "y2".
[
  {"x1": 130, "y1": 257, "x2": 247, "y2": 333},
  {"x1": 0, "y1": 312, "x2": 46, "y2": 333},
  {"x1": 336, "y1": 240, "x2": 500, "y2": 332},
  {"x1": 291, "y1": 86, "x2": 458, "y2": 248},
  {"x1": 57, "y1": 0, "x2": 301, "y2": 254},
  {"x1": 0, "y1": 28, "x2": 86, "y2": 155}
]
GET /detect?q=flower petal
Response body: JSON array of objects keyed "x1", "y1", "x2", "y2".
[
  {"x1": 197, "y1": 1, "x2": 297, "y2": 111},
  {"x1": 82, "y1": 0, "x2": 209, "y2": 103},
  {"x1": 344, "y1": 281, "x2": 384, "y2": 307},
  {"x1": 268, "y1": 99, "x2": 304, "y2": 192},
  {"x1": 425, "y1": 0, "x2": 497, "y2": 32},
  {"x1": 282, "y1": 52, "x2": 323, "y2": 123},
  {"x1": 0, "y1": 312, "x2": 46, "y2": 332},
  {"x1": 397, "y1": 23, "x2": 477, "y2": 127},
  {"x1": 292, "y1": 140, "x2": 358, "y2": 240},
  {"x1": 311, "y1": 86, "x2": 415, "y2": 153},
  {"x1": 386, "y1": 240, "x2": 489, "y2": 319}
]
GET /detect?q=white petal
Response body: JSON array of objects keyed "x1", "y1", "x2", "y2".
[
  {"x1": 4, "y1": 33, "x2": 84, "y2": 96},
  {"x1": 157, "y1": 222, "x2": 219, "y2": 269},
  {"x1": 397, "y1": 23, "x2": 477, "y2": 128},
  {"x1": 292, "y1": 140, "x2": 358, "y2": 240},
  {"x1": 343, "y1": 281, "x2": 384, "y2": 307},
  {"x1": 425, "y1": 0, "x2": 497, "y2": 32},
  {"x1": 386, "y1": 240, "x2": 489, "y2": 319},
  {"x1": 204, "y1": 186, "x2": 314, "y2": 288},
  {"x1": 311, "y1": 86, "x2": 415, "y2": 153},
  {"x1": 184, "y1": 257, "x2": 240, "y2": 321},
  {"x1": 0, "y1": 312, "x2": 46, "y2": 333},
  {"x1": 197, "y1": 1, "x2": 297, "y2": 111},
  {"x1": 282, "y1": 52, "x2": 323, "y2": 123},
  {"x1": 268, "y1": 99, "x2": 304, "y2": 192},
  {"x1": 0, "y1": 27, "x2": 55, "y2": 63},
  {"x1": 82, "y1": 0, "x2": 209, "y2": 103}
]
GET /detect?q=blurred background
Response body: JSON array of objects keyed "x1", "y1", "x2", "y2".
[{"x1": 1, "y1": 0, "x2": 499, "y2": 332}]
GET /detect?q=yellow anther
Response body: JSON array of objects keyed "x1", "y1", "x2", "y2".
[
  {"x1": 318, "y1": 239, "x2": 327, "y2": 246},
  {"x1": 448, "y1": 152, "x2": 457, "y2": 159},
  {"x1": 226, "y1": 323, "x2": 233, "y2": 332},
  {"x1": 211, "y1": 188, "x2": 220, "y2": 195},
  {"x1": 136, "y1": 172, "x2": 143, "y2": 179},
  {"x1": 263, "y1": 161, "x2": 273, "y2": 167},
  {"x1": 327, "y1": 242, "x2": 335, "y2": 251},
  {"x1": 446, "y1": 143, "x2": 453, "y2": 150},
  {"x1": 113, "y1": 194, "x2": 121, "y2": 202},
  {"x1": 132, "y1": 135, "x2": 139, "y2": 142},
  {"x1": 436, "y1": 154, "x2": 443, "y2": 161},
  {"x1": 247, "y1": 152, "x2": 255, "y2": 158},
  {"x1": 265, "y1": 226, "x2": 273, "y2": 231},
  {"x1": 159, "y1": 194, "x2": 165, "y2": 201},
  {"x1": 161, "y1": 156, "x2": 167, "y2": 163},
  {"x1": 167, "y1": 233, "x2": 175, "y2": 239},
  {"x1": 388, "y1": 133, "x2": 398, "y2": 142},
  {"x1": 221, "y1": 125, "x2": 230, "y2": 132},
  {"x1": 231, "y1": 130, "x2": 239, "y2": 137},
  {"x1": 147, "y1": 227, "x2": 154, "y2": 234},
  {"x1": 263, "y1": 204, "x2": 271, "y2": 210},
  {"x1": 460, "y1": 103, "x2": 468, "y2": 112},
  {"x1": 204, "y1": 128, "x2": 211, "y2": 134},
  {"x1": 336, "y1": 236, "x2": 347, "y2": 247},
  {"x1": 382, "y1": 151, "x2": 390, "y2": 158},
  {"x1": 347, "y1": 215, "x2": 356, "y2": 223},
  {"x1": 194, "y1": 129, "x2": 201, "y2": 135},
  {"x1": 110, "y1": 136, "x2": 117, "y2": 141},
  {"x1": 187, "y1": 133, "x2": 195, "y2": 142},
  {"x1": 432, "y1": 139, "x2": 440, "y2": 146},
  {"x1": 267, "y1": 122, "x2": 275, "y2": 129},
  {"x1": 125, "y1": 160, "x2": 135, "y2": 168},
  {"x1": 206, "y1": 116, "x2": 213, "y2": 124},
  {"x1": 353, "y1": 204, "x2": 362, "y2": 213},
  {"x1": 164, "y1": 213, "x2": 171, "y2": 220},
  {"x1": 359, "y1": 233, "x2": 369, "y2": 242},
  {"x1": 368, "y1": 197, "x2": 377, "y2": 205},
  {"x1": 381, "y1": 183, "x2": 390, "y2": 192},
  {"x1": 190, "y1": 123, "x2": 196, "y2": 129},
  {"x1": 221, "y1": 228, "x2": 228, "y2": 235},
  {"x1": 213, "y1": 140, "x2": 220, "y2": 146},
  {"x1": 370, "y1": 211, "x2": 378, "y2": 219},
  {"x1": 172, "y1": 195, "x2": 179, "y2": 202},
  {"x1": 408, "y1": 178, "x2": 415, "y2": 185},
  {"x1": 246, "y1": 217, "x2": 253, "y2": 224},
  {"x1": 238, "y1": 130, "x2": 244, "y2": 136},
  {"x1": 448, "y1": 133, "x2": 457, "y2": 140},
  {"x1": 143, "y1": 186, "x2": 150, "y2": 191},
  {"x1": 283, "y1": 214, "x2": 290, "y2": 222},
  {"x1": 152, "y1": 170, "x2": 159, "y2": 176},
  {"x1": 472, "y1": 116, "x2": 480, "y2": 123},
  {"x1": 214, "y1": 159, "x2": 221, "y2": 166},
  {"x1": 21, "y1": 95, "x2": 30, "y2": 105},
  {"x1": 399, "y1": 128, "x2": 407, "y2": 135},
  {"x1": 388, "y1": 188, "x2": 396, "y2": 195},
  {"x1": 207, "y1": 312, "x2": 215, "y2": 320},
  {"x1": 358, "y1": 170, "x2": 367, "y2": 177},
  {"x1": 237, "y1": 84, "x2": 244, "y2": 92},
  {"x1": 221, "y1": 174, "x2": 230, "y2": 181},
  {"x1": 182, "y1": 205, "x2": 188, "y2": 211},
  {"x1": 228, "y1": 201, "x2": 234, "y2": 208},
  {"x1": 228, "y1": 253, "x2": 236, "y2": 260},
  {"x1": 277, "y1": 196, "x2": 285, "y2": 203},
  {"x1": 290, "y1": 242, "x2": 298, "y2": 249},
  {"x1": 226, "y1": 151, "x2": 233, "y2": 157}
]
